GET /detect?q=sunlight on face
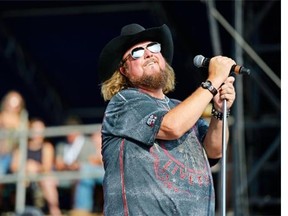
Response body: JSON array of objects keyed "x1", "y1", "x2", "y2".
[{"x1": 3, "y1": 91, "x2": 24, "y2": 112}]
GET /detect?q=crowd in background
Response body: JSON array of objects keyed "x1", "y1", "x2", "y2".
[{"x1": 0, "y1": 90, "x2": 105, "y2": 216}]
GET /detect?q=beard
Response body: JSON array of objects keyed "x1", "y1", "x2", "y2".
[{"x1": 129, "y1": 68, "x2": 168, "y2": 90}]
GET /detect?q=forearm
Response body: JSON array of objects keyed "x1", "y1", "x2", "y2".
[
  {"x1": 158, "y1": 87, "x2": 214, "y2": 140},
  {"x1": 203, "y1": 117, "x2": 229, "y2": 159},
  {"x1": 158, "y1": 57, "x2": 236, "y2": 141}
]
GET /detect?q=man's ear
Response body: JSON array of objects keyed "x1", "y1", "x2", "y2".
[{"x1": 119, "y1": 66, "x2": 126, "y2": 76}]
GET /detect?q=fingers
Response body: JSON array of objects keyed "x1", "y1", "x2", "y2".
[
  {"x1": 224, "y1": 76, "x2": 235, "y2": 84},
  {"x1": 208, "y1": 56, "x2": 237, "y2": 85},
  {"x1": 218, "y1": 77, "x2": 236, "y2": 101},
  {"x1": 211, "y1": 64, "x2": 237, "y2": 110},
  {"x1": 219, "y1": 90, "x2": 235, "y2": 102}
]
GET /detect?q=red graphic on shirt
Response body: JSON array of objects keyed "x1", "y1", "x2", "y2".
[{"x1": 150, "y1": 135, "x2": 211, "y2": 195}]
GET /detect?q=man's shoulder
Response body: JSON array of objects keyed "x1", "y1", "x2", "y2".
[
  {"x1": 116, "y1": 88, "x2": 139, "y2": 98},
  {"x1": 110, "y1": 88, "x2": 151, "y2": 103}
]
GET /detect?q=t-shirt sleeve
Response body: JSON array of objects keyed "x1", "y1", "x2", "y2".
[
  {"x1": 102, "y1": 89, "x2": 168, "y2": 146},
  {"x1": 196, "y1": 117, "x2": 209, "y2": 143}
]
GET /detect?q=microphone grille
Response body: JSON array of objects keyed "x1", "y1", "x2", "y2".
[{"x1": 193, "y1": 55, "x2": 204, "y2": 68}]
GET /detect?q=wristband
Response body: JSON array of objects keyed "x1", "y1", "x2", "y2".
[
  {"x1": 201, "y1": 80, "x2": 218, "y2": 96},
  {"x1": 211, "y1": 105, "x2": 230, "y2": 120}
]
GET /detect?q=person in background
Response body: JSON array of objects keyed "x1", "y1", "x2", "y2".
[
  {"x1": 55, "y1": 116, "x2": 104, "y2": 215},
  {"x1": 0, "y1": 90, "x2": 27, "y2": 208},
  {"x1": 97, "y1": 23, "x2": 236, "y2": 215},
  {"x1": 0, "y1": 90, "x2": 27, "y2": 175},
  {"x1": 10, "y1": 118, "x2": 62, "y2": 216},
  {"x1": 89, "y1": 130, "x2": 104, "y2": 171},
  {"x1": 89, "y1": 130, "x2": 105, "y2": 213}
]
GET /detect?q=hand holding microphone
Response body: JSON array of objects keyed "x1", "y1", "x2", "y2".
[
  {"x1": 194, "y1": 55, "x2": 241, "y2": 111},
  {"x1": 193, "y1": 54, "x2": 251, "y2": 76}
]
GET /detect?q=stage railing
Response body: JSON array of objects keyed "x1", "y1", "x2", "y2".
[{"x1": 0, "y1": 122, "x2": 103, "y2": 214}]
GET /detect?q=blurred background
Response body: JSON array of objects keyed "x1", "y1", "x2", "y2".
[{"x1": 0, "y1": 1, "x2": 281, "y2": 215}]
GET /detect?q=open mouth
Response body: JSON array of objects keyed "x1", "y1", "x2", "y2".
[{"x1": 144, "y1": 59, "x2": 157, "y2": 67}]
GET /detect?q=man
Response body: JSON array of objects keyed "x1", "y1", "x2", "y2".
[
  {"x1": 55, "y1": 116, "x2": 104, "y2": 214},
  {"x1": 97, "y1": 23, "x2": 236, "y2": 215}
]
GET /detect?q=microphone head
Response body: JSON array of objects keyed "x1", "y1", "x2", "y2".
[
  {"x1": 240, "y1": 67, "x2": 251, "y2": 75},
  {"x1": 193, "y1": 55, "x2": 205, "y2": 68}
]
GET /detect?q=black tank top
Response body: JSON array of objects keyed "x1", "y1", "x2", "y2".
[{"x1": 27, "y1": 147, "x2": 42, "y2": 164}]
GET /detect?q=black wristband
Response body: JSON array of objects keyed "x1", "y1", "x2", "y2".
[
  {"x1": 201, "y1": 80, "x2": 218, "y2": 96},
  {"x1": 211, "y1": 105, "x2": 230, "y2": 120}
]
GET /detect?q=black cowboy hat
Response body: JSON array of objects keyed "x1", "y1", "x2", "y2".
[{"x1": 97, "y1": 23, "x2": 174, "y2": 82}]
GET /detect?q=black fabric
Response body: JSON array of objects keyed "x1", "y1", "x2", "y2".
[{"x1": 208, "y1": 158, "x2": 221, "y2": 167}]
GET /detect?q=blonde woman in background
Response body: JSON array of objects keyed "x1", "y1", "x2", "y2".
[
  {"x1": 0, "y1": 90, "x2": 27, "y2": 209},
  {"x1": 0, "y1": 90, "x2": 27, "y2": 175}
]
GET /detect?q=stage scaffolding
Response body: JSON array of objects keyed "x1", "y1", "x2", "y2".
[{"x1": 205, "y1": 1, "x2": 280, "y2": 215}]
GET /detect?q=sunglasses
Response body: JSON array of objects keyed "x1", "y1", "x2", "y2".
[{"x1": 120, "y1": 42, "x2": 161, "y2": 66}]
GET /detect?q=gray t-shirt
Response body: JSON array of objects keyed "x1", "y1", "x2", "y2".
[{"x1": 102, "y1": 88, "x2": 215, "y2": 216}]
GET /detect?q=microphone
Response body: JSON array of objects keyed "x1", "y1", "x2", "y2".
[{"x1": 193, "y1": 54, "x2": 250, "y2": 75}]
